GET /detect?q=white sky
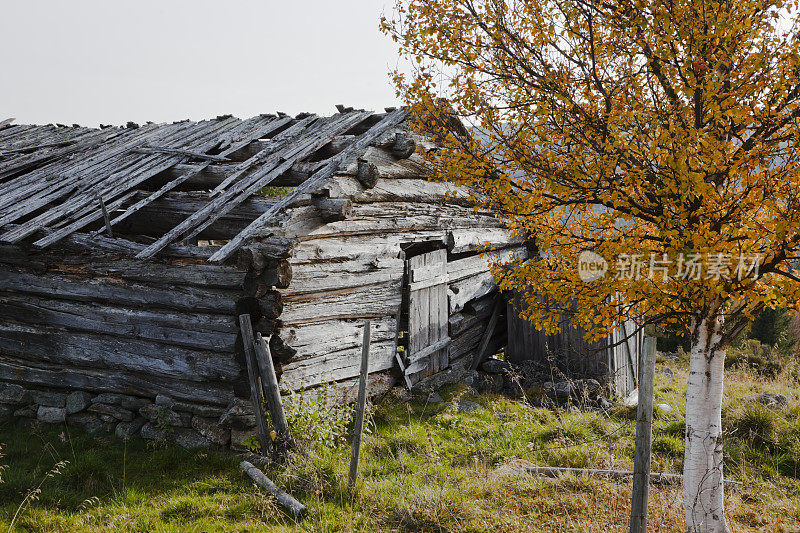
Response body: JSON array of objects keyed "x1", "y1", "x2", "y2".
[{"x1": 0, "y1": 0, "x2": 403, "y2": 127}]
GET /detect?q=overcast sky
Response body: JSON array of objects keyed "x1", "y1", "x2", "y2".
[{"x1": 0, "y1": 1, "x2": 403, "y2": 127}]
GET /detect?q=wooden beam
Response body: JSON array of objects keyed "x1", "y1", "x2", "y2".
[
  {"x1": 98, "y1": 195, "x2": 113, "y2": 237},
  {"x1": 240, "y1": 461, "x2": 307, "y2": 518},
  {"x1": 134, "y1": 146, "x2": 230, "y2": 161},
  {"x1": 404, "y1": 337, "x2": 452, "y2": 374},
  {"x1": 238, "y1": 314, "x2": 273, "y2": 457},
  {"x1": 254, "y1": 333, "x2": 292, "y2": 457},
  {"x1": 209, "y1": 108, "x2": 408, "y2": 264},
  {"x1": 311, "y1": 197, "x2": 352, "y2": 222},
  {"x1": 470, "y1": 298, "x2": 501, "y2": 370}
]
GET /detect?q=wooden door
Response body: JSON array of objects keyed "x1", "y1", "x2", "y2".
[{"x1": 404, "y1": 248, "x2": 450, "y2": 384}]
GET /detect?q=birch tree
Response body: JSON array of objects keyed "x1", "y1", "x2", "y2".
[{"x1": 384, "y1": 1, "x2": 800, "y2": 531}]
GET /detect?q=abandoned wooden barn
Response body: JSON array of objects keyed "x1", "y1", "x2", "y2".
[
  {"x1": 0, "y1": 107, "x2": 641, "y2": 447},
  {"x1": 0, "y1": 108, "x2": 534, "y2": 446}
]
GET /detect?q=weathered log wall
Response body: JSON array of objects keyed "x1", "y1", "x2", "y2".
[
  {"x1": 0, "y1": 237, "x2": 289, "y2": 449},
  {"x1": 272, "y1": 138, "x2": 523, "y2": 391},
  {"x1": 0, "y1": 126, "x2": 524, "y2": 450}
]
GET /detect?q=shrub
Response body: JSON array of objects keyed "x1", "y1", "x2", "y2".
[
  {"x1": 727, "y1": 403, "x2": 778, "y2": 448},
  {"x1": 282, "y1": 385, "x2": 365, "y2": 450},
  {"x1": 725, "y1": 340, "x2": 782, "y2": 377}
]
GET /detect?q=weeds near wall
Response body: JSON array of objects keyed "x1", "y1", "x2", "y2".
[
  {"x1": 282, "y1": 385, "x2": 372, "y2": 450},
  {"x1": 7, "y1": 459, "x2": 68, "y2": 531}
]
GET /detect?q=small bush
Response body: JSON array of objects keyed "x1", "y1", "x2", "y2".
[
  {"x1": 727, "y1": 403, "x2": 778, "y2": 447},
  {"x1": 725, "y1": 341, "x2": 782, "y2": 376},
  {"x1": 282, "y1": 385, "x2": 362, "y2": 449}
]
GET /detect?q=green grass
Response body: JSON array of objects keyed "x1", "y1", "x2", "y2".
[{"x1": 1, "y1": 359, "x2": 799, "y2": 532}]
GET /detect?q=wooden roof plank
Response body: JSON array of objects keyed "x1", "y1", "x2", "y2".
[
  {"x1": 208, "y1": 108, "x2": 409, "y2": 264},
  {"x1": 0, "y1": 123, "x2": 172, "y2": 216},
  {"x1": 99, "y1": 116, "x2": 291, "y2": 234},
  {"x1": 1, "y1": 118, "x2": 233, "y2": 243},
  {"x1": 0, "y1": 123, "x2": 191, "y2": 231},
  {"x1": 134, "y1": 111, "x2": 373, "y2": 260},
  {"x1": 181, "y1": 113, "x2": 376, "y2": 243},
  {"x1": 29, "y1": 118, "x2": 243, "y2": 248}
]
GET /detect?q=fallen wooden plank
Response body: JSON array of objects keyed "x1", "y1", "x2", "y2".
[{"x1": 240, "y1": 461, "x2": 307, "y2": 518}]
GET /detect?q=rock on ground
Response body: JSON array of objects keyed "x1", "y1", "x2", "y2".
[
  {"x1": 140, "y1": 422, "x2": 166, "y2": 441},
  {"x1": 447, "y1": 400, "x2": 483, "y2": 414},
  {"x1": 427, "y1": 392, "x2": 444, "y2": 404},
  {"x1": 68, "y1": 412, "x2": 114, "y2": 433},
  {"x1": 656, "y1": 403, "x2": 673, "y2": 414},
  {"x1": 89, "y1": 403, "x2": 135, "y2": 422},
  {"x1": 31, "y1": 391, "x2": 67, "y2": 407},
  {"x1": 93, "y1": 393, "x2": 149, "y2": 410},
  {"x1": 656, "y1": 367, "x2": 675, "y2": 381},
  {"x1": 173, "y1": 428, "x2": 211, "y2": 449},
  {"x1": 191, "y1": 416, "x2": 231, "y2": 446},
  {"x1": 0, "y1": 384, "x2": 30, "y2": 406},
  {"x1": 481, "y1": 358, "x2": 514, "y2": 374},
  {"x1": 744, "y1": 393, "x2": 788, "y2": 410}
]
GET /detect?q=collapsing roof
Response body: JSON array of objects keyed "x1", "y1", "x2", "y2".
[{"x1": 0, "y1": 107, "x2": 409, "y2": 264}]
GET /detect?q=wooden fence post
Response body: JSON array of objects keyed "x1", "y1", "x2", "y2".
[
  {"x1": 348, "y1": 320, "x2": 371, "y2": 490},
  {"x1": 237, "y1": 314, "x2": 272, "y2": 457},
  {"x1": 254, "y1": 333, "x2": 291, "y2": 457},
  {"x1": 629, "y1": 336, "x2": 657, "y2": 533}
]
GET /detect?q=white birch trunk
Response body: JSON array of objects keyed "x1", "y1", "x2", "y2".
[{"x1": 683, "y1": 315, "x2": 729, "y2": 533}]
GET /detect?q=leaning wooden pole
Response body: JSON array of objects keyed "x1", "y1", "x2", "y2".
[
  {"x1": 238, "y1": 314, "x2": 272, "y2": 457},
  {"x1": 629, "y1": 336, "x2": 657, "y2": 533},
  {"x1": 348, "y1": 320, "x2": 371, "y2": 490},
  {"x1": 240, "y1": 461, "x2": 307, "y2": 518},
  {"x1": 254, "y1": 333, "x2": 291, "y2": 457}
]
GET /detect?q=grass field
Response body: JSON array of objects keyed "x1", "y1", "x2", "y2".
[{"x1": 1, "y1": 356, "x2": 799, "y2": 532}]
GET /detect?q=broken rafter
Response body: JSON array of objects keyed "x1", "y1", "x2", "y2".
[
  {"x1": 209, "y1": 107, "x2": 409, "y2": 264},
  {"x1": 94, "y1": 115, "x2": 293, "y2": 236},
  {"x1": 134, "y1": 111, "x2": 372, "y2": 260},
  {"x1": 133, "y1": 146, "x2": 231, "y2": 162},
  {"x1": 24, "y1": 118, "x2": 241, "y2": 248}
]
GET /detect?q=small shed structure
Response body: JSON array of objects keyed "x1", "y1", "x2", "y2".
[{"x1": 506, "y1": 293, "x2": 642, "y2": 397}]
